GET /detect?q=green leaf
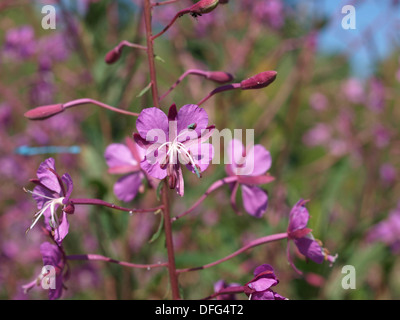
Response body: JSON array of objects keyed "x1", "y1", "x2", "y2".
[
  {"x1": 148, "y1": 212, "x2": 164, "y2": 244},
  {"x1": 156, "y1": 181, "x2": 163, "y2": 201},
  {"x1": 136, "y1": 82, "x2": 152, "y2": 98},
  {"x1": 154, "y1": 55, "x2": 165, "y2": 63}
]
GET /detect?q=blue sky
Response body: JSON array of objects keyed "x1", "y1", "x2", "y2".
[{"x1": 317, "y1": 0, "x2": 400, "y2": 78}]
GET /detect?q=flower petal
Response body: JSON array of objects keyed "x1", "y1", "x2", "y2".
[
  {"x1": 225, "y1": 139, "x2": 245, "y2": 175},
  {"x1": 248, "y1": 278, "x2": 278, "y2": 292},
  {"x1": 140, "y1": 158, "x2": 167, "y2": 180},
  {"x1": 186, "y1": 143, "x2": 214, "y2": 173},
  {"x1": 105, "y1": 143, "x2": 137, "y2": 168},
  {"x1": 37, "y1": 158, "x2": 61, "y2": 194},
  {"x1": 136, "y1": 107, "x2": 169, "y2": 141},
  {"x1": 113, "y1": 172, "x2": 144, "y2": 202},
  {"x1": 177, "y1": 104, "x2": 209, "y2": 139},
  {"x1": 32, "y1": 185, "x2": 56, "y2": 209},
  {"x1": 61, "y1": 173, "x2": 73, "y2": 202},
  {"x1": 294, "y1": 236, "x2": 325, "y2": 264},
  {"x1": 253, "y1": 264, "x2": 275, "y2": 277},
  {"x1": 241, "y1": 185, "x2": 268, "y2": 218},
  {"x1": 288, "y1": 199, "x2": 310, "y2": 233},
  {"x1": 245, "y1": 145, "x2": 272, "y2": 176},
  {"x1": 53, "y1": 211, "x2": 69, "y2": 246}
]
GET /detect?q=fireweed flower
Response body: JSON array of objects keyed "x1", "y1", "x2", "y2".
[
  {"x1": 104, "y1": 137, "x2": 147, "y2": 202},
  {"x1": 287, "y1": 199, "x2": 337, "y2": 268},
  {"x1": 22, "y1": 242, "x2": 66, "y2": 300},
  {"x1": 25, "y1": 158, "x2": 73, "y2": 245},
  {"x1": 244, "y1": 264, "x2": 287, "y2": 300},
  {"x1": 225, "y1": 139, "x2": 274, "y2": 218},
  {"x1": 134, "y1": 104, "x2": 215, "y2": 196},
  {"x1": 367, "y1": 204, "x2": 400, "y2": 253}
]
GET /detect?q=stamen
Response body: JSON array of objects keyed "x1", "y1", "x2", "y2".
[{"x1": 23, "y1": 187, "x2": 55, "y2": 201}]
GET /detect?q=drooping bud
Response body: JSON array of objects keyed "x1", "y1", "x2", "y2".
[
  {"x1": 240, "y1": 71, "x2": 277, "y2": 90},
  {"x1": 188, "y1": 0, "x2": 219, "y2": 17},
  {"x1": 205, "y1": 71, "x2": 234, "y2": 83},
  {"x1": 24, "y1": 104, "x2": 65, "y2": 120},
  {"x1": 105, "y1": 48, "x2": 122, "y2": 64}
]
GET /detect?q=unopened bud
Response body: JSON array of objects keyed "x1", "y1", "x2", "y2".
[
  {"x1": 24, "y1": 104, "x2": 64, "y2": 120},
  {"x1": 240, "y1": 71, "x2": 277, "y2": 90},
  {"x1": 205, "y1": 71, "x2": 234, "y2": 83},
  {"x1": 189, "y1": 0, "x2": 219, "y2": 17},
  {"x1": 105, "y1": 48, "x2": 121, "y2": 64},
  {"x1": 63, "y1": 203, "x2": 75, "y2": 214}
]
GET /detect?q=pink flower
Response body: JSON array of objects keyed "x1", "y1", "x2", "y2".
[
  {"x1": 134, "y1": 104, "x2": 215, "y2": 196},
  {"x1": 25, "y1": 158, "x2": 73, "y2": 245},
  {"x1": 244, "y1": 264, "x2": 287, "y2": 300},
  {"x1": 287, "y1": 200, "x2": 337, "y2": 268},
  {"x1": 225, "y1": 139, "x2": 274, "y2": 218},
  {"x1": 104, "y1": 137, "x2": 146, "y2": 202}
]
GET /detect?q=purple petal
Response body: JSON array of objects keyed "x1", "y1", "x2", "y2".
[
  {"x1": 113, "y1": 172, "x2": 144, "y2": 202},
  {"x1": 226, "y1": 139, "x2": 245, "y2": 175},
  {"x1": 36, "y1": 158, "x2": 61, "y2": 194},
  {"x1": 186, "y1": 143, "x2": 214, "y2": 173},
  {"x1": 241, "y1": 185, "x2": 268, "y2": 218},
  {"x1": 32, "y1": 185, "x2": 56, "y2": 209},
  {"x1": 136, "y1": 107, "x2": 169, "y2": 140},
  {"x1": 294, "y1": 236, "x2": 325, "y2": 264},
  {"x1": 245, "y1": 145, "x2": 272, "y2": 176},
  {"x1": 61, "y1": 173, "x2": 73, "y2": 202},
  {"x1": 140, "y1": 158, "x2": 167, "y2": 180},
  {"x1": 251, "y1": 290, "x2": 276, "y2": 300},
  {"x1": 105, "y1": 143, "x2": 137, "y2": 168},
  {"x1": 253, "y1": 264, "x2": 275, "y2": 277},
  {"x1": 248, "y1": 277, "x2": 278, "y2": 292},
  {"x1": 40, "y1": 242, "x2": 62, "y2": 266},
  {"x1": 288, "y1": 199, "x2": 310, "y2": 233},
  {"x1": 53, "y1": 211, "x2": 69, "y2": 246},
  {"x1": 176, "y1": 104, "x2": 209, "y2": 139}
]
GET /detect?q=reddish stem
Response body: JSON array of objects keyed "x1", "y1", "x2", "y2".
[
  {"x1": 144, "y1": 0, "x2": 160, "y2": 108},
  {"x1": 177, "y1": 233, "x2": 288, "y2": 273},
  {"x1": 63, "y1": 98, "x2": 139, "y2": 116},
  {"x1": 172, "y1": 176, "x2": 238, "y2": 222},
  {"x1": 70, "y1": 198, "x2": 163, "y2": 213},
  {"x1": 67, "y1": 254, "x2": 168, "y2": 269},
  {"x1": 197, "y1": 83, "x2": 241, "y2": 106}
]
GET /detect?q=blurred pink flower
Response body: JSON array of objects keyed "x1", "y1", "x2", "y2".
[{"x1": 341, "y1": 78, "x2": 364, "y2": 104}]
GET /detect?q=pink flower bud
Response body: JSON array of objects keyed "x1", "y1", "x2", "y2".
[
  {"x1": 24, "y1": 104, "x2": 64, "y2": 120},
  {"x1": 189, "y1": 0, "x2": 219, "y2": 17},
  {"x1": 105, "y1": 48, "x2": 121, "y2": 64},
  {"x1": 205, "y1": 71, "x2": 234, "y2": 83},
  {"x1": 240, "y1": 71, "x2": 277, "y2": 90}
]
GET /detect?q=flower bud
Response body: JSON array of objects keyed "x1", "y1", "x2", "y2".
[
  {"x1": 189, "y1": 0, "x2": 219, "y2": 17},
  {"x1": 105, "y1": 48, "x2": 121, "y2": 64},
  {"x1": 240, "y1": 71, "x2": 277, "y2": 90},
  {"x1": 24, "y1": 104, "x2": 64, "y2": 120},
  {"x1": 205, "y1": 71, "x2": 234, "y2": 83},
  {"x1": 63, "y1": 203, "x2": 75, "y2": 214}
]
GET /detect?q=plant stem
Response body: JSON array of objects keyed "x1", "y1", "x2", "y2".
[
  {"x1": 161, "y1": 180, "x2": 181, "y2": 299},
  {"x1": 144, "y1": 0, "x2": 160, "y2": 108},
  {"x1": 67, "y1": 254, "x2": 168, "y2": 269},
  {"x1": 177, "y1": 233, "x2": 288, "y2": 273},
  {"x1": 70, "y1": 198, "x2": 163, "y2": 213},
  {"x1": 63, "y1": 98, "x2": 139, "y2": 116},
  {"x1": 144, "y1": 0, "x2": 179, "y2": 299},
  {"x1": 172, "y1": 176, "x2": 238, "y2": 222}
]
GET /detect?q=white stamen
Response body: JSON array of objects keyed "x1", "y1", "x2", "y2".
[{"x1": 27, "y1": 194, "x2": 65, "y2": 232}]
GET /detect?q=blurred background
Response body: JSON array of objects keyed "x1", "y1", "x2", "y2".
[{"x1": 0, "y1": 0, "x2": 399, "y2": 300}]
